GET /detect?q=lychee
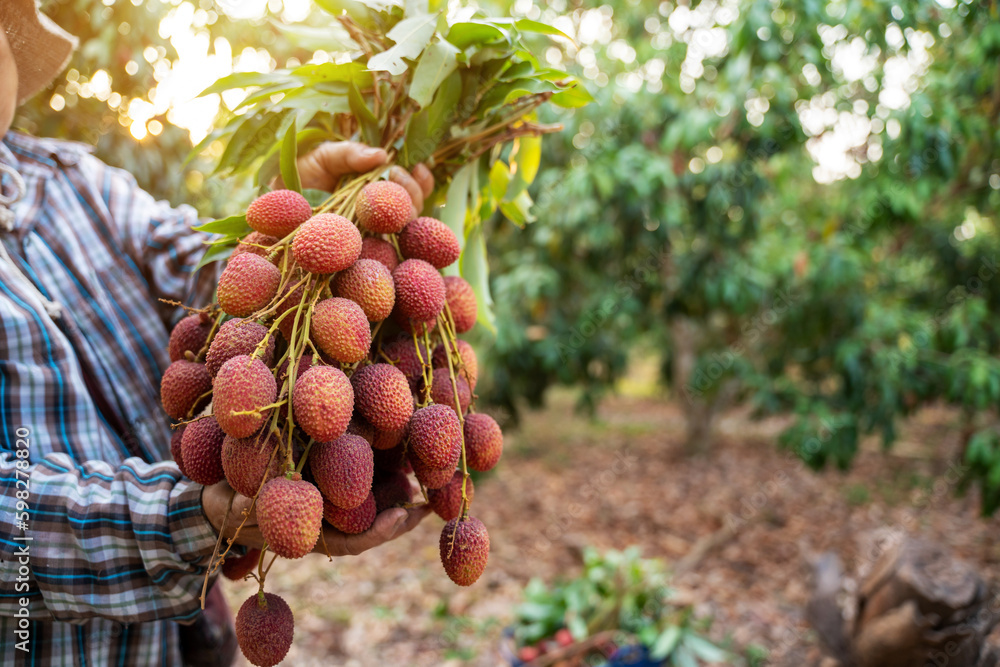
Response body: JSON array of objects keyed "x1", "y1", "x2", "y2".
[
  {"x1": 359, "y1": 236, "x2": 399, "y2": 272},
  {"x1": 351, "y1": 364, "x2": 414, "y2": 432},
  {"x1": 160, "y1": 360, "x2": 212, "y2": 420},
  {"x1": 292, "y1": 366, "x2": 354, "y2": 443},
  {"x1": 408, "y1": 404, "x2": 462, "y2": 470},
  {"x1": 398, "y1": 217, "x2": 460, "y2": 269},
  {"x1": 333, "y1": 259, "x2": 395, "y2": 322},
  {"x1": 308, "y1": 434, "x2": 374, "y2": 510},
  {"x1": 324, "y1": 492, "x2": 376, "y2": 534},
  {"x1": 409, "y1": 453, "x2": 454, "y2": 490},
  {"x1": 429, "y1": 368, "x2": 472, "y2": 416},
  {"x1": 464, "y1": 412, "x2": 503, "y2": 472},
  {"x1": 439, "y1": 516, "x2": 489, "y2": 586},
  {"x1": 218, "y1": 253, "x2": 281, "y2": 318},
  {"x1": 231, "y1": 231, "x2": 281, "y2": 264},
  {"x1": 170, "y1": 427, "x2": 188, "y2": 477},
  {"x1": 372, "y1": 425, "x2": 407, "y2": 451},
  {"x1": 291, "y1": 213, "x2": 361, "y2": 274},
  {"x1": 427, "y1": 472, "x2": 474, "y2": 521},
  {"x1": 392, "y1": 259, "x2": 446, "y2": 322},
  {"x1": 273, "y1": 278, "x2": 308, "y2": 342},
  {"x1": 373, "y1": 442, "x2": 407, "y2": 472},
  {"x1": 310, "y1": 297, "x2": 371, "y2": 363},
  {"x1": 180, "y1": 416, "x2": 226, "y2": 485},
  {"x1": 355, "y1": 181, "x2": 413, "y2": 234},
  {"x1": 213, "y1": 355, "x2": 277, "y2": 438},
  {"x1": 235, "y1": 591, "x2": 294, "y2": 667},
  {"x1": 206, "y1": 318, "x2": 275, "y2": 377},
  {"x1": 381, "y1": 335, "x2": 429, "y2": 391},
  {"x1": 433, "y1": 339, "x2": 479, "y2": 390},
  {"x1": 373, "y1": 470, "x2": 413, "y2": 512},
  {"x1": 246, "y1": 189, "x2": 312, "y2": 238},
  {"x1": 346, "y1": 417, "x2": 375, "y2": 445},
  {"x1": 256, "y1": 474, "x2": 323, "y2": 559},
  {"x1": 168, "y1": 314, "x2": 211, "y2": 362},
  {"x1": 221, "y1": 432, "x2": 284, "y2": 498},
  {"x1": 444, "y1": 275, "x2": 478, "y2": 334},
  {"x1": 390, "y1": 305, "x2": 437, "y2": 337},
  {"x1": 222, "y1": 548, "x2": 260, "y2": 581}
]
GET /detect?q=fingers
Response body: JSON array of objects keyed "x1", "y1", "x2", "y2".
[
  {"x1": 412, "y1": 163, "x2": 435, "y2": 199},
  {"x1": 389, "y1": 166, "x2": 426, "y2": 218},
  {"x1": 316, "y1": 505, "x2": 431, "y2": 557},
  {"x1": 298, "y1": 142, "x2": 389, "y2": 192}
]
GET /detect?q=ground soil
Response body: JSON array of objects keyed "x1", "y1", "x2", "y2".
[{"x1": 223, "y1": 390, "x2": 1000, "y2": 666}]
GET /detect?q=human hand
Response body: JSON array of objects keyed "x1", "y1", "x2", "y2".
[
  {"x1": 201, "y1": 479, "x2": 432, "y2": 557},
  {"x1": 287, "y1": 141, "x2": 435, "y2": 218}
]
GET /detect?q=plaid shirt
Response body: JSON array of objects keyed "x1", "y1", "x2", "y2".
[{"x1": 0, "y1": 131, "x2": 224, "y2": 666}]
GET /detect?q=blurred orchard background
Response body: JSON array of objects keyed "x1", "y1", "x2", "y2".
[{"x1": 16, "y1": 0, "x2": 1000, "y2": 664}]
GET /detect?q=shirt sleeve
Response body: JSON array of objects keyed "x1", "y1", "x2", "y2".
[
  {"x1": 88, "y1": 155, "x2": 223, "y2": 327},
  {"x1": 0, "y1": 449, "x2": 220, "y2": 624}
]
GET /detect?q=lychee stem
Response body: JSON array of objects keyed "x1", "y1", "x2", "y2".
[
  {"x1": 200, "y1": 489, "x2": 236, "y2": 610},
  {"x1": 194, "y1": 309, "x2": 225, "y2": 363},
  {"x1": 294, "y1": 439, "x2": 314, "y2": 475},
  {"x1": 437, "y1": 304, "x2": 472, "y2": 520}
]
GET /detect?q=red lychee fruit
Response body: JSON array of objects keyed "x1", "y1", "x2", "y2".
[
  {"x1": 221, "y1": 548, "x2": 260, "y2": 581},
  {"x1": 218, "y1": 253, "x2": 281, "y2": 318},
  {"x1": 221, "y1": 432, "x2": 284, "y2": 498},
  {"x1": 168, "y1": 313, "x2": 211, "y2": 362},
  {"x1": 392, "y1": 259, "x2": 446, "y2": 323},
  {"x1": 373, "y1": 442, "x2": 407, "y2": 473},
  {"x1": 235, "y1": 591, "x2": 294, "y2": 667},
  {"x1": 359, "y1": 236, "x2": 399, "y2": 272},
  {"x1": 398, "y1": 216, "x2": 460, "y2": 269},
  {"x1": 291, "y1": 213, "x2": 361, "y2": 274},
  {"x1": 372, "y1": 425, "x2": 407, "y2": 451},
  {"x1": 170, "y1": 427, "x2": 188, "y2": 477},
  {"x1": 463, "y1": 412, "x2": 503, "y2": 472},
  {"x1": 351, "y1": 363, "x2": 413, "y2": 432},
  {"x1": 355, "y1": 181, "x2": 413, "y2": 234},
  {"x1": 373, "y1": 470, "x2": 413, "y2": 512},
  {"x1": 427, "y1": 471, "x2": 474, "y2": 521},
  {"x1": 429, "y1": 367, "x2": 472, "y2": 416},
  {"x1": 308, "y1": 434, "x2": 374, "y2": 510},
  {"x1": 180, "y1": 415, "x2": 226, "y2": 485},
  {"x1": 160, "y1": 360, "x2": 212, "y2": 420},
  {"x1": 439, "y1": 516, "x2": 489, "y2": 586},
  {"x1": 231, "y1": 231, "x2": 281, "y2": 265},
  {"x1": 212, "y1": 355, "x2": 277, "y2": 438},
  {"x1": 323, "y1": 492, "x2": 376, "y2": 534},
  {"x1": 346, "y1": 417, "x2": 375, "y2": 446},
  {"x1": 246, "y1": 189, "x2": 312, "y2": 238},
  {"x1": 432, "y1": 339, "x2": 479, "y2": 391},
  {"x1": 408, "y1": 404, "x2": 462, "y2": 470},
  {"x1": 443, "y1": 275, "x2": 478, "y2": 334},
  {"x1": 205, "y1": 318, "x2": 275, "y2": 377},
  {"x1": 292, "y1": 366, "x2": 354, "y2": 443},
  {"x1": 256, "y1": 474, "x2": 323, "y2": 559},
  {"x1": 310, "y1": 297, "x2": 371, "y2": 364},
  {"x1": 409, "y1": 453, "x2": 454, "y2": 490},
  {"x1": 333, "y1": 259, "x2": 395, "y2": 322},
  {"x1": 390, "y1": 305, "x2": 437, "y2": 337},
  {"x1": 381, "y1": 335, "x2": 429, "y2": 391}
]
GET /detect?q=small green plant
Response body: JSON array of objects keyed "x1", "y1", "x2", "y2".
[{"x1": 511, "y1": 547, "x2": 727, "y2": 665}]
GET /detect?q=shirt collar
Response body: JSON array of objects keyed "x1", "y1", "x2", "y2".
[{"x1": 0, "y1": 134, "x2": 20, "y2": 171}]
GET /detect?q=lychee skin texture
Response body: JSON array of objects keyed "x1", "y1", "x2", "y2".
[
  {"x1": 217, "y1": 253, "x2": 281, "y2": 318},
  {"x1": 222, "y1": 548, "x2": 261, "y2": 581},
  {"x1": 351, "y1": 364, "x2": 414, "y2": 432},
  {"x1": 246, "y1": 189, "x2": 312, "y2": 238},
  {"x1": 346, "y1": 417, "x2": 375, "y2": 446},
  {"x1": 373, "y1": 470, "x2": 413, "y2": 512},
  {"x1": 168, "y1": 314, "x2": 211, "y2": 362},
  {"x1": 372, "y1": 425, "x2": 407, "y2": 451},
  {"x1": 463, "y1": 412, "x2": 503, "y2": 472},
  {"x1": 324, "y1": 492, "x2": 376, "y2": 534},
  {"x1": 334, "y1": 259, "x2": 396, "y2": 322},
  {"x1": 409, "y1": 453, "x2": 454, "y2": 490},
  {"x1": 291, "y1": 213, "x2": 362, "y2": 274},
  {"x1": 235, "y1": 591, "x2": 294, "y2": 667},
  {"x1": 427, "y1": 472, "x2": 474, "y2": 521},
  {"x1": 231, "y1": 231, "x2": 281, "y2": 264},
  {"x1": 213, "y1": 355, "x2": 278, "y2": 438},
  {"x1": 292, "y1": 366, "x2": 354, "y2": 443},
  {"x1": 256, "y1": 475, "x2": 323, "y2": 559},
  {"x1": 444, "y1": 276, "x2": 478, "y2": 334},
  {"x1": 180, "y1": 416, "x2": 226, "y2": 485},
  {"x1": 308, "y1": 434, "x2": 374, "y2": 510},
  {"x1": 160, "y1": 360, "x2": 212, "y2": 421},
  {"x1": 311, "y1": 297, "x2": 371, "y2": 363},
  {"x1": 390, "y1": 305, "x2": 437, "y2": 337},
  {"x1": 356, "y1": 181, "x2": 413, "y2": 234},
  {"x1": 392, "y1": 259, "x2": 447, "y2": 323},
  {"x1": 206, "y1": 318, "x2": 275, "y2": 377},
  {"x1": 359, "y1": 236, "x2": 399, "y2": 272},
  {"x1": 382, "y1": 336, "x2": 428, "y2": 392},
  {"x1": 274, "y1": 279, "x2": 307, "y2": 341},
  {"x1": 222, "y1": 433, "x2": 283, "y2": 498},
  {"x1": 398, "y1": 217, "x2": 461, "y2": 269},
  {"x1": 433, "y1": 339, "x2": 479, "y2": 391},
  {"x1": 170, "y1": 427, "x2": 188, "y2": 477},
  {"x1": 429, "y1": 368, "x2": 472, "y2": 416},
  {"x1": 439, "y1": 516, "x2": 490, "y2": 586},
  {"x1": 408, "y1": 404, "x2": 462, "y2": 470},
  {"x1": 373, "y1": 443, "x2": 407, "y2": 472}
]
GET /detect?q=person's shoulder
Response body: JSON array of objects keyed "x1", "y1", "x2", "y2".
[{"x1": 4, "y1": 130, "x2": 96, "y2": 171}]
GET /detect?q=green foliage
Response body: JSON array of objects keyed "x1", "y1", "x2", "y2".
[{"x1": 512, "y1": 547, "x2": 726, "y2": 664}]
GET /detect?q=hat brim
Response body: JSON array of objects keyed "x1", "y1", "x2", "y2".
[{"x1": 2, "y1": 0, "x2": 77, "y2": 105}]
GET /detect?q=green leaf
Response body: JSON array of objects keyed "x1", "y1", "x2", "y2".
[
  {"x1": 551, "y1": 82, "x2": 595, "y2": 108},
  {"x1": 368, "y1": 12, "x2": 439, "y2": 75},
  {"x1": 313, "y1": 0, "x2": 386, "y2": 29},
  {"x1": 280, "y1": 119, "x2": 301, "y2": 193},
  {"x1": 195, "y1": 239, "x2": 236, "y2": 271},
  {"x1": 409, "y1": 39, "x2": 460, "y2": 108},
  {"x1": 302, "y1": 189, "x2": 334, "y2": 208},
  {"x1": 514, "y1": 18, "x2": 573, "y2": 42},
  {"x1": 459, "y1": 225, "x2": 496, "y2": 334},
  {"x1": 292, "y1": 62, "x2": 373, "y2": 88},
  {"x1": 567, "y1": 615, "x2": 587, "y2": 640},
  {"x1": 440, "y1": 163, "x2": 471, "y2": 276},
  {"x1": 193, "y1": 214, "x2": 250, "y2": 236},
  {"x1": 499, "y1": 190, "x2": 535, "y2": 228},
  {"x1": 683, "y1": 635, "x2": 728, "y2": 662},
  {"x1": 198, "y1": 71, "x2": 277, "y2": 97},
  {"x1": 489, "y1": 160, "x2": 510, "y2": 201},
  {"x1": 505, "y1": 134, "x2": 541, "y2": 199},
  {"x1": 401, "y1": 69, "x2": 461, "y2": 167},
  {"x1": 348, "y1": 82, "x2": 381, "y2": 147},
  {"x1": 446, "y1": 21, "x2": 509, "y2": 50},
  {"x1": 268, "y1": 19, "x2": 359, "y2": 52}
]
